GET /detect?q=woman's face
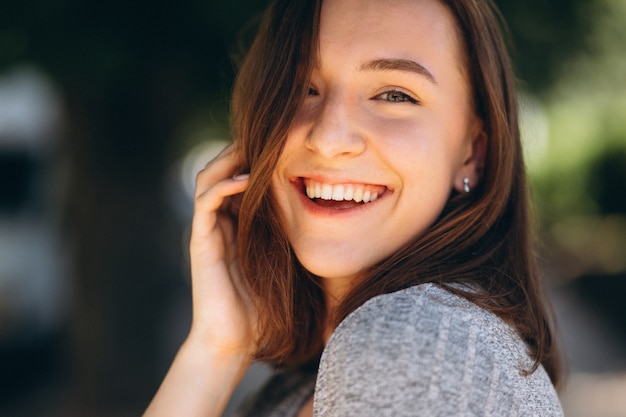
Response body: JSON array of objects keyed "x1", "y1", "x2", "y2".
[{"x1": 271, "y1": 0, "x2": 484, "y2": 297}]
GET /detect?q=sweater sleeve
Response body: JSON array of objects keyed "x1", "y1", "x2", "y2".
[{"x1": 313, "y1": 284, "x2": 563, "y2": 417}]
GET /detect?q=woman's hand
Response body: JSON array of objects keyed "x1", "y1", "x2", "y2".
[
  {"x1": 144, "y1": 144, "x2": 255, "y2": 417},
  {"x1": 188, "y1": 143, "x2": 256, "y2": 357}
]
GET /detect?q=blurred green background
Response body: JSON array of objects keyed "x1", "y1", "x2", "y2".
[{"x1": 0, "y1": 0, "x2": 624, "y2": 415}]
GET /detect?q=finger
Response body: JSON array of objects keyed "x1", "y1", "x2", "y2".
[
  {"x1": 219, "y1": 190, "x2": 244, "y2": 221},
  {"x1": 191, "y1": 175, "x2": 249, "y2": 244},
  {"x1": 195, "y1": 145, "x2": 246, "y2": 198},
  {"x1": 222, "y1": 223, "x2": 240, "y2": 264},
  {"x1": 195, "y1": 174, "x2": 249, "y2": 213}
]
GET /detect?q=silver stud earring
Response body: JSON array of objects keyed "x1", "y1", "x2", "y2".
[{"x1": 463, "y1": 177, "x2": 471, "y2": 193}]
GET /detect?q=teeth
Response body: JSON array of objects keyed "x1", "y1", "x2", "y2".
[
  {"x1": 353, "y1": 187, "x2": 363, "y2": 203},
  {"x1": 304, "y1": 179, "x2": 384, "y2": 204},
  {"x1": 332, "y1": 185, "x2": 344, "y2": 201},
  {"x1": 321, "y1": 184, "x2": 333, "y2": 200},
  {"x1": 344, "y1": 187, "x2": 354, "y2": 201}
]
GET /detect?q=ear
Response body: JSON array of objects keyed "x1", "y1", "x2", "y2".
[{"x1": 453, "y1": 121, "x2": 487, "y2": 194}]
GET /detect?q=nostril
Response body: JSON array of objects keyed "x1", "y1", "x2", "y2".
[{"x1": 305, "y1": 129, "x2": 367, "y2": 159}]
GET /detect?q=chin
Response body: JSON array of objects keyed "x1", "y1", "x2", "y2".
[{"x1": 296, "y1": 252, "x2": 370, "y2": 282}]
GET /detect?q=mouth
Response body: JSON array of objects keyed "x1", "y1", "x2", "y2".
[{"x1": 300, "y1": 178, "x2": 388, "y2": 209}]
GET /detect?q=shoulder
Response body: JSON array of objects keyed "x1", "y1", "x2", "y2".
[
  {"x1": 314, "y1": 284, "x2": 563, "y2": 416},
  {"x1": 322, "y1": 284, "x2": 518, "y2": 368}
]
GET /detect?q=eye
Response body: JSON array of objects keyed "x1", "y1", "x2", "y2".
[
  {"x1": 307, "y1": 86, "x2": 319, "y2": 96},
  {"x1": 376, "y1": 89, "x2": 419, "y2": 104}
]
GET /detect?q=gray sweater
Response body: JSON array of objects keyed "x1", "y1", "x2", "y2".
[{"x1": 234, "y1": 284, "x2": 563, "y2": 416}]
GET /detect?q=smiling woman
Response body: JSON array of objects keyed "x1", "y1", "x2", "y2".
[
  {"x1": 144, "y1": 0, "x2": 564, "y2": 416},
  {"x1": 271, "y1": 0, "x2": 482, "y2": 301}
]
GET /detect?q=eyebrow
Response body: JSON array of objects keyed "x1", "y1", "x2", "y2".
[{"x1": 359, "y1": 58, "x2": 437, "y2": 85}]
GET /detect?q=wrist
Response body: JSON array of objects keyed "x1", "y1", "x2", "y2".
[
  {"x1": 143, "y1": 335, "x2": 253, "y2": 417},
  {"x1": 185, "y1": 321, "x2": 257, "y2": 358},
  {"x1": 181, "y1": 333, "x2": 254, "y2": 373}
]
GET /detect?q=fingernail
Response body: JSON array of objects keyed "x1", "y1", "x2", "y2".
[{"x1": 233, "y1": 173, "x2": 250, "y2": 180}]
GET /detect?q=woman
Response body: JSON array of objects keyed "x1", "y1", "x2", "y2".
[{"x1": 145, "y1": 0, "x2": 564, "y2": 415}]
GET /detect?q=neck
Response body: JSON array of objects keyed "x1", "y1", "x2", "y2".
[{"x1": 320, "y1": 276, "x2": 356, "y2": 344}]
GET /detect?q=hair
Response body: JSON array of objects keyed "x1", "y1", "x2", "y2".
[{"x1": 231, "y1": 0, "x2": 563, "y2": 387}]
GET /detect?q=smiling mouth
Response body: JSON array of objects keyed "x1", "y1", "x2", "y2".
[{"x1": 302, "y1": 178, "x2": 387, "y2": 207}]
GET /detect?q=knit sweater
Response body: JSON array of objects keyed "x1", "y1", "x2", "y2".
[{"x1": 233, "y1": 283, "x2": 563, "y2": 416}]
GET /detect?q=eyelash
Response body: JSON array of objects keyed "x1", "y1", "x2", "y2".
[
  {"x1": 376, "y1": 89, "x2": 419, "y2": 104},
  {"x1": 306, "y1": 86, "x2": 419, "y2": 105}
]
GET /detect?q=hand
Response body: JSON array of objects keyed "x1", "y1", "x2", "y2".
[
  {"x1": 144, "y1": 145, "x2": 255, "y2": 417},
  {"x1": 187, "y1": 143, "x2": 256, "y2": 358}
]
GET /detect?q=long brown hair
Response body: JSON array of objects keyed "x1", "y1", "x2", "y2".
[{"x1": 232, "y1": 0, "x2": 562, "y2": 387}]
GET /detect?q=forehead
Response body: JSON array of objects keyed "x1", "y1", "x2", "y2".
[
  {"x1": 317, "y1": 0, "x2": 465, "y2": 76},
  {"x1": 320, "y1": 0, "x2": 461, "y2": 51}
]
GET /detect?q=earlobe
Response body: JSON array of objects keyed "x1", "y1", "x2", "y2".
[{"x1": 454, "y1": 128, "x2": 487, "y2": 194}]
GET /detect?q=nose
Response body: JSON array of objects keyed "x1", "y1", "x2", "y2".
[{"x1": 305, "y1": 94, "x2": 367, "y2": 159}]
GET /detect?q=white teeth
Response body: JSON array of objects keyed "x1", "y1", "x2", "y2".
[
  {"x1": 343, "y1": 187, "x2": 354, "y2": 201},
  {"x1": 304, "y1": 180, "x2": 383, "y2": 204},
  {"x1": 353, "y1": 187, "x2": 363, "y2": 203},
  {"x1": 332, "y1": 185, "x2": 344, "y2": 201},
  {"x1": 321, "y1": 184, "x2": 333, "y2": 200}
]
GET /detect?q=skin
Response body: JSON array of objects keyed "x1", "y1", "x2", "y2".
[
  {"x1": 144, "y1": 146, "x2": 256, "y2": 416},
  {"x1": 144, "y1": 0, "x2": 485, "y2": 416},
  {"x1": 272, "y1": 0, "x2": 485, "y2": 309}
]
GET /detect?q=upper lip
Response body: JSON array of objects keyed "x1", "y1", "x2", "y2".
[{"x1": 290, "y1": 174, "x2": 390, "y2": 189}]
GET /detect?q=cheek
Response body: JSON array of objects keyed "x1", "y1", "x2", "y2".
[
  {"x1": 269, "y1": 147, "x2": 301, "y2": 224},
  {"x1": 270, "y1": 168, "x2": 290, "y2": 215},
  {"x1": 368, "y1": 117, "x2": 455, "y2": 171},
  {"x1": 372, "y1": 111, "x2": 472, "y2": 178}
]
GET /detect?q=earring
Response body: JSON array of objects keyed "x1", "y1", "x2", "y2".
[{"x1": 463, "y1": 177, "x2": 471, "y2": 193}]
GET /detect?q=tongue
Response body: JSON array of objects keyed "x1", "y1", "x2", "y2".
[
  {"x1": 313, "y1": 198, "x2": 363, "y2": 210},
  {"x1": 314, "y1": 199, "x2": 363, "y2": 209}
]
